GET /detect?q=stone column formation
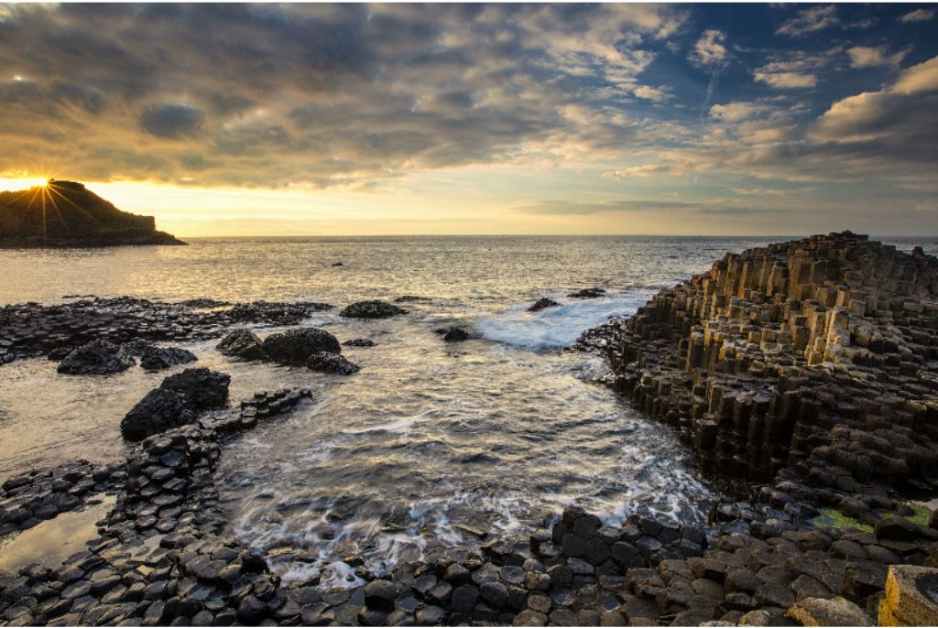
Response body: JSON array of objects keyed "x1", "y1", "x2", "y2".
[{"x1": 592, "y1": 232, "x2": 938, "y2": 500}]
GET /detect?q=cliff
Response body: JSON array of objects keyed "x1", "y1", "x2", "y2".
[
  {"x1": 0, "y1": 180, "x2": 185, "y2": 247},
  {"x1": 581, "y1": 232, "x2": 938, "y2": 515}
]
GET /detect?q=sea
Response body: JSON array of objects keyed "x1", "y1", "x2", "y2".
[{"x1": 1, "y1": 235, "x2": 935, "y2": 585}]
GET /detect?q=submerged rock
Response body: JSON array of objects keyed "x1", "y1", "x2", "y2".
[
  {"x1": 307, "y1": 351, "x2": 361, "y2": 375},
  {"x1": 437, "y1": 326, "x2": 470, "y2": 342},
  {"x1": 57, "y1": 339, "x2": 135, "y2": 375},
  {"x1": 261, "y1": 327, "x2": 341, "y2": 365},
  {"x1": 340, "y1": 300, "x2": 407, "y2": 319},
  {"x1": 528, "y1": 298, "x2": 560, "y2": 312},
  {"x1": 344, "y1": 338, "x2": 376, "y2": 347},
  {"x1": 567, "y1": 287, "x2": 606, "y2": 299},
  {"x1": 216, "y1": 329, "x2": 267, "y2": 361}
]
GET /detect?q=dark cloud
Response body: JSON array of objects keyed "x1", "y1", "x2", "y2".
[{"x1": 140, "y1": 104, "x2": 205, "y2": 139}]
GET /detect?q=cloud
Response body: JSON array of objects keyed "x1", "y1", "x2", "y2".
[
  {"x1": 0, "y1": 3, "x2": 692, "y2": 188},
  {"x1": 751, "y1": 49, "x2": 838, "y2": 89},
  {"x1": 710, "y1": 102, "x2": 764, "y2": 123},
  {"x1": 754, "y1": 71, "x2": 817, "y2": 89},
  {"x1": 140, "y1": 104, "x2": 204, "y2": 139},
  {"x1": 846, "y1": 46, "x2": 908, "y2": 69},
  {"x1": 776, "y1": 5, "x2": 839, "y2": 37},
  {"x1": 893, "y1": 56, "x2": 938, "y2": 95},
  {"x1": 605, "y1": 164, "x2": 669, "y2": 178},
  {"x1": 899, "y1": 9, "x2": 935, "y2": 23},
  {"x1": 691, "y1": 30, "x2": 727, "y2": 67},
  {"x1": 632, "y1": 85, "x2": 670, "y2": 102}
]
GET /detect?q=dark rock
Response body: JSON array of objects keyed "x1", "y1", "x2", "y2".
[
  {"x1": 341, "y1": 300, "x2": 407, "y2": 319},
  {"x1": 364, "y1": 580, "x2": 397, "y2": 612},
  {"x1": 137, "y1": 346, "x2": 198, "y2": 371},
  {"x1": 307, "y1": 351, "x2": 360, "y2": 375},
  {"x1": 567, "y1": 288, "x2": 606, "y2": 299},
  {"x1": 262, "y1": 328, "x2": 341, "y2": 365},
  {"x1": 162, "y1": 368, "x2": 230, "y2": 410},
  {"x1": 450, "y1": 584, "x2": 479, "y2": 614},
  {"x1": 121, "y1": 389, "x2": 195, "y2": 441},
  {"x1": 440, "y1": 327, "x2": 470, "y2": 342},
  {"x1": 343, "y1": 338, "x2": 376, "y2": 348},
  {"x1": 57, "y1": 339, "x2": 134, "y2": 375},
  {"x1": 480, "y1": 581, "x2": 509, "y2": 608},
  {"x1": 415, "y1": 605, "x2": 444, "y2": 626},
  {"x1": 216, "y1": 330, "x2": 267, "y2": 361},
  {"x1": 528, "y1": 298, "x2": 560, "y2": 313},
  {"x1": 237, "y1": 595, "x2": 267, "y2": 625}
]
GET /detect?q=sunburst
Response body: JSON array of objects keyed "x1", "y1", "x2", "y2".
[{"x1": 23, "y1": 178, "x2": 75, "y2": 242}]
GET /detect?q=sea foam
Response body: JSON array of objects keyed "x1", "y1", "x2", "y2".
[{"x1": 476, "y1": 292, "x2": 650, "y2": 350}]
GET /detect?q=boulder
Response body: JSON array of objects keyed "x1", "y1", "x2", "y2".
[
  {"x1": 439, "y1": 327, "x2": 470, "y2": 342},
  {"x1": 307, "y1": 352, "x2": 361, "y2": 375},
  {"x1": 786, "y1": 596, "x2": 872, "y2": 626},
  {"x1": 567, "y1": 288, "x2": 606, "y2": 299},
  {"x1": 121, "y1": 389, "x2": 195, "y2": 442},
  {"x1": 122, "y1": 367, "x2": 230, "y2": 442},
  {"x1": 139, "y1": 346, "x2": 198, "y2": 371},
  {"x1": 528, "y1": 298, "x2": 560, "y2": 312},
  {"x1": 161, "y1": 368, "x2": 230, "y2": 410},
  {"x1": 261, "y1": 328, "x2": 341, "y2": 365},
  {"x1": 880, "y1": 565, "x2": 938, "y2": 625},
  {"x1": 340, "y1": 300, "x2": 407, "y2": 319},
  {"x1": 57, "y1": 339, "x2": 134, "y2": 375},
  {"x1": 216, "y1": 329, "x2": 267, "y2": 361}
]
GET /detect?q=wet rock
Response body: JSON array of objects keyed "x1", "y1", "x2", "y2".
[
  {"x1": 450, "y1": 584, "x2": 479, "y2": 613},
  {"x1": 307, "y1": 351, "x2": 361, "y2": 375},
  {"x1": 364, "y1": 580, "x2": 397, "y2": 612},
  {"x1": 216, "y1": 329, "x2": 267, "y2": 361},
  {"x1": 340, "y1": 300, "x2": 407, "y2": 319},
  {"x1": 262, "y1": 328, "x2": 341, "y2": 365},
  {"x1": 343, "y1": 338, "x2": 376, "y2": 348},
  {"x1": 57, "y1": 339, "x2": 134, "y2": 375},
  {"x1": 439, "y1": 327, "x2": 470, "y2": 342},
  {"x1": 161, "y1": 368, "x2": 230, "y2": 410},
  {"x1": 121, "y1": 367, "x2": 232, "y2": 441},
  {"x1": 567, "y1": 288, "x2": 606, "y2": 299},
  {"x1": 140, "y1": 346, "x2": 197, "y2": 371},
  {"x1": 528, "y1": 298, "x2": 560, "y2": 313}
]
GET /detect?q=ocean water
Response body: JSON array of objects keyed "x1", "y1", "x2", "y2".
[{"x1": 1, "y1": 235, "x2": 935, "y2": 583}]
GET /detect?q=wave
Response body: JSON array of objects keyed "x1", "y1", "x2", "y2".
[{"x1": 476, "y1": 292, "x2": 651, "y2": 350}]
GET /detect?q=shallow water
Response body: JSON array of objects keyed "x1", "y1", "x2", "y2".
[
  {"x1": 0, "y1": 495, "x2": 115, "y2": 573},
  {"x1": 2, "y1": 235, "x2": 936, "y2": 581}
]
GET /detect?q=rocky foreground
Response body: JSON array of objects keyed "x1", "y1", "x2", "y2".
[{"x1": 2, "y1": 233, "x2": 938, "y2": 626}]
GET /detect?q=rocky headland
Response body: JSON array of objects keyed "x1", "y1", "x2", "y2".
[
  {"x1": 2, "y1": 233, "x2": 938, "y2": 627},
  {"x1": 0, "y1": 180, "x2": 184, "y2": 248}
]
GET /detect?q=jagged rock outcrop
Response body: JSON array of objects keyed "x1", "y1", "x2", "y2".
[
  {"x1": 56, "y1": 339, "x2": 134, "y2": 375},
  {"x1": 121, "y1": 368, "x2": 230, "y2": 441},
  {"x1": 306, "y1": 351, "x2": 361, "y2": 375},
  {"x1": 0, "y1": 180, "x2": 185, "y2": 247},
  {"x1": 216, "y1": 329, "x2": 267, "y2": 361},
  {"x1": 579, "y1": 232, "x2": 938, "y2": 513}
]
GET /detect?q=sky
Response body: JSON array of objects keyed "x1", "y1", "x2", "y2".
[{"x1": 1, "y1": 3, "x2": 937, "y2": 237}]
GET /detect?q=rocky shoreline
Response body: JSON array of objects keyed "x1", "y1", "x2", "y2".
[{"x1": 2, "y1": 232, "x2": 938, "y2": 626}]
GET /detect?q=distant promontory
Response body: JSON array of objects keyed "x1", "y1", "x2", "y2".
[{"x1": 0, "y1": 180, "x2": 185, "y2": 248}]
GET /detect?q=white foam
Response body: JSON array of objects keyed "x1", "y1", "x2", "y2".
[{"x1": 476, "y1": 293, "x2": 650, "y2": 350}]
